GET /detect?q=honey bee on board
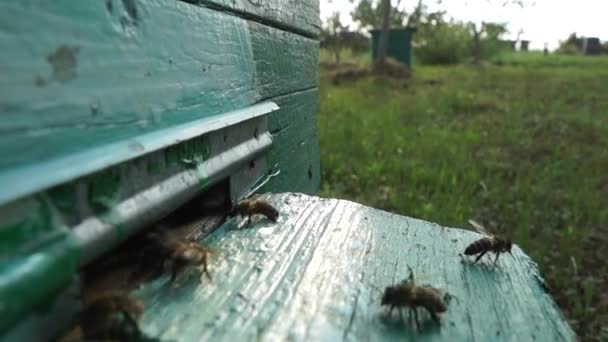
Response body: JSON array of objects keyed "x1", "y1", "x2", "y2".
[
  {"x1": 79, "y1": 291, "x2": 144, "y2": 341},
  {"x1": 147, "y1": 231, "x2": 213, "y2": 282},
  {"x1": 380, "y1": 267, "x2": 449, "y2": 328},
  {"x1": 464, "y1": 219, "x2": 513, "y2": 265},
  {"x1": 230, "y1": 198, "x2": 279, "y2": 226}
]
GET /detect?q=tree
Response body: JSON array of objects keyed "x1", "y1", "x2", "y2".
[
  {"x1": 465, "y1": 0, "x2": 525, "y2": 64},
  {"x1": 376, "y1": 0, "x2": 391, "y2": 64},
  {"x1": 321, "y1": 12, "x2": 348, "y2": 64},
  {"x1": 557, "y1": 33, "x2": 583, "y2": 54},
  {"x1": 470, "y1": 21, "x2": 508, "y2": 64},
  {"x1": 351, "y1": 0, "x2": 408, "y2": 30},
  {"x1": 350, "y1": 0, "x2": 416, "y2": 66}
]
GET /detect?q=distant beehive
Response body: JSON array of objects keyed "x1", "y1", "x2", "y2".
[
  {"x1": 520, "y1": 40, "x2": 530, "y2": 51},
  {"x1": 370, "y1": 28, "x2": 416, "y2": 67},
  {"x1": 582, "y1": 37, "x2": 602, "y2": 55}
]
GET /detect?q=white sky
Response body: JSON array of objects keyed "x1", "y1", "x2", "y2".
[{"x1": 321, "y1": 0, "x2": 608, "y2": 50}]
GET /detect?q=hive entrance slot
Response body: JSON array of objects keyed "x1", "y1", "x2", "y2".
[{"x1": 79, "y1": 178, "x2": 231, "y2": 298}]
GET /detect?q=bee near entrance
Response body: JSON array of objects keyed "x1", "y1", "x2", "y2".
[{"x1": 59, "y1": 179, "x2": 233, "y2": 341}]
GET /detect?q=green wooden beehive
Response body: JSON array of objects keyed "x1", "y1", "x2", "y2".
[
  {"x1": 0, "y1": 0, "x2": 320, "y2": 339},
  {"x1": 371, "y1": 27, "x2": 416, "y2": 67}
]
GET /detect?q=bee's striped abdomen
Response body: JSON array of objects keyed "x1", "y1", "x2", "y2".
[{"x1": 464, "y1": 238, "x2": 492, "y2": 255}]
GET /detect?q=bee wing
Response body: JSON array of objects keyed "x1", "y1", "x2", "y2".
[{"x1": 468, "y1": 219, "x2": 492, "y2": 236}]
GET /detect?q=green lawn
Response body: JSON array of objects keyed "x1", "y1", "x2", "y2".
[{"x1": 317, "y1": 54, "x2": 608, "y2": 339}]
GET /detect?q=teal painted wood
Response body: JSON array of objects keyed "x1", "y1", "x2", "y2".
[
  {"x1": 0, "y1": 102, "x2": 277, "y2": 206},
  {"x1": 0, "y1": 0, "x2": 318, "y2": 186},
  {"x1": 0, "y1": 196, "x2": 79, "y2": 333},
  {"x1": 132, "y1": 193, "x2": 574, "y2": 341},
  {"x1": 0, "y1": 111, "x2": 275, "y2": 336},
  {"x1": 0, "y1": 89, "x2": 319, "y2": 337},
  {"x1": 188, "y1": 0, "x2": 321, "y2": 37},
  {"x1": 262, "y1": 89, "x2": 320, "y2": 195},
  {"x1": 0, "y1": 0, "x2": 321, "y2": 336}
]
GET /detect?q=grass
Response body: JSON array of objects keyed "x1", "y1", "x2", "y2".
[
  {"x1": 493, "y1": 51, "x2": 608, "y2": 69},
  {"x1": 317, "y1": 52, "x2": 608, "y2": 340}
]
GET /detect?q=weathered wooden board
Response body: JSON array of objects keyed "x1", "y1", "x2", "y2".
[
  {"x1": 187, "y1": 0, "x2": 321, "y2": 37},
  {"x1": 262, "y1": 89, "x2": 320, "y2": 195},
  {"x1": 133, "y1": 193, "x2": 574, "y2": 341},
  {"x1": 0, "y1": 0, "x2": 318, "y2": 174}
]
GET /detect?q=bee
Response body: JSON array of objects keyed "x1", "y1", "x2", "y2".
[
  {"x1": 79, "y1": 291, "x2": 143, "y2": 341},
  {"x1": 147, "y1": 231, "x2": 213, "y2": 282},
  {"x1": 464, "y1": 219, "x2": 513, "y2": 264},
  {"x1": 380, "y1": 267, "x2": 448, "y2": 328},
  {"x1": 230, "y1": 199, "x2": 279, "y2": 226}
]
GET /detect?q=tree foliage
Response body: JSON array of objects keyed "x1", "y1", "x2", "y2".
[
  {"x1": 557, "y1": 33, "x2": 583, "y2": 54},
  {"x1": 351, "y1": 0, "x2": 408, "y2": 30},
  {"x1": 321, "y1": 12, "x2": 349, "y2": 64},
  {"x1": 325, "y1": 0, "x2": 529, "y2": 65}
]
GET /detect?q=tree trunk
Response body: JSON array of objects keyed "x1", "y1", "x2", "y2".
[
  {"x1": 335, "y1": 47, "x2": 341, "y2": 65},
  {"x1": 376, "y1": 0, "x2": 391, "y2": 64},
  {"x1": 472, "y1": 24, "x2": 481, "y2": 65}
]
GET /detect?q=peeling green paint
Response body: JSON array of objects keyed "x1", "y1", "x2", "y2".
[
  {"x1": 164, "y1": 135, "x2": 211, "y2": 169},
  {"x1": 0, "y1": 0, "x2": 316, "y2": 181}
]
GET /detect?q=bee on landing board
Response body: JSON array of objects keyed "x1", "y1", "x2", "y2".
[
  {"x1": 464, "y1": 219, "x2": 513, "y2": 265},
  {"x1": 230, "y1": 199, "x2": 279, "y2": 226},
  {"x1": 380, "y1": 267, "x2": 449, "y2": 329},
  {"x1": 146, "y1": 231, "x2": 213, "y2": 282},
  {"x1": 79, "y1": 291, "x2": 144, "y2": 340}
]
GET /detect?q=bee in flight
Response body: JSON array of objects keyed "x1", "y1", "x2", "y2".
[
  {"x1": 230, "y1": 198, "x2": 279, "y2": 226},
  {"x1": 464, "y1": 219, "x2": 513, "y2": 265}
]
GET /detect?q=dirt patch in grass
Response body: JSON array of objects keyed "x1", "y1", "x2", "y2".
[{"x1": 326, "y1": 58, "x2": 411, "y2": 86}]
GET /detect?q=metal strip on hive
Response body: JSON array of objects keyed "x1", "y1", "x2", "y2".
[
  {"x1": 72, "y1": 102, "x2": 278, "y2": 266},
  {"x1": 0, "y1": 102, "x2": 278, "y2": 206}
]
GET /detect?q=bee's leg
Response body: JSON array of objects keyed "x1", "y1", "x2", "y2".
[
  {"x1": 202, "y1": 254, "x2": 212, "y2": 281},
  {"x1": 427, "y1": 308, "x2": 440, "y2": 323},
  {"x1": 473, "y1": 250, "x2": 488, "y2": 264},
  {"x1": 413, "y1": 308, "x2": 420, "y2": 330},
  {"x1": 408, "y1": 307, "x2": 413, "y2": 325},
  {"x1": 493, "y1": 252, "x2": 501, "y2": 265},
  {"x1": 389, "y1": 304, "x2": 395, "y2": 315},
  {"x1": 246, "y1": 215, "x2": 252, "y2": 226},
  {"x1": 170, "y1": 259, "x2": 188, "y2": 283},
  {"x1": 121, "y1": 311, "x2": 141, "y2": 336}
]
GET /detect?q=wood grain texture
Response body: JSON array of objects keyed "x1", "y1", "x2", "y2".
[
  {"x1": 0, "y1": 0, "x2": 318, "y2": 173},
  {"x1": 134, "y1": 193, "x2": 574, "y2": 341},
  {"x1": 187, "y1": 0, "x2": 320, "y2": 37},
  {"x1": 261, "y1": 89, "x2": 320, "y2": 195}
]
